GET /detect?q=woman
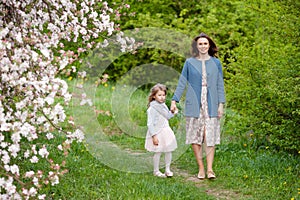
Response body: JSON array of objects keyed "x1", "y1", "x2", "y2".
[{"x1": 170, "y1": 32, "x2": 225, "y2": 179}]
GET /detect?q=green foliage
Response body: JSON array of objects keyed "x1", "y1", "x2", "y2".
[
  {"x1": 224, "y1": 1, "x2": 300, "y2": 153},
  {"x1": 102, "y1": 0, "x2": 300, "y2": 153}
]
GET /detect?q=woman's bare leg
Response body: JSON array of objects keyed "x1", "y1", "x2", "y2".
[
  {"x1": 192, "y1": 144, "x2": 205, "y2": 177},
  {"x1": 203, "y1": 125, "x2": 216, "y2": 178},
  {"x1": 206, "y1": 146, "x2": 215, "y2": 172}
]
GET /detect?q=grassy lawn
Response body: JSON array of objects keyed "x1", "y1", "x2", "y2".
[{"x1": 42, "y1": 81, "x2": 299, "y2": 200}]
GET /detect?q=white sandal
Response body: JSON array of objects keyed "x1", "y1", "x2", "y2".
[
  {"x1": 165, "y1": 171, "x2": 173, "y2": 177},
  {"x1": 197, "y1": 171, "x2": 205, "y2": 180},
  {"x1": 207, "y1": 171, "x2": 216, "y2": 179},
  {"x1": 153, "y1": 171, "x2": 166, "y2": 178}
]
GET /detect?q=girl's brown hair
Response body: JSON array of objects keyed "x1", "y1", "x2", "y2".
[
  {"x1": 191, "y1": 32, "x2": 218, "y2": 57},
  {"x1": 147, "y1": 83, "x2": 167, "y2": 107}
]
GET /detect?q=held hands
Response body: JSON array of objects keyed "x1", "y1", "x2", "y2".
[
  {"x1": 171, "y1": 107, "x2": 178, "y2": 114},
  {"x1": 173, "y1": 108, "x2": 178, "y2": 114},
  {"x1": 152, "y1": 135, "x2": 159, "y2": 146},
  {"x1": 170, "y1": 100, "x2": 178, "y2": 114},
  {"x1": 218, "y1": 103, "x2": 224, "y2": 119}
]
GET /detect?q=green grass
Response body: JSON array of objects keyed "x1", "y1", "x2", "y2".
[
  {"x1": 175, "y1": 143, "x2": 299, "y2": 200},
  {"x1": 39, "y1": 81, "x2": 299, "y2": 199},
  {"x1": 45, "y1": 142, "x2": 215, "y2": 200}
]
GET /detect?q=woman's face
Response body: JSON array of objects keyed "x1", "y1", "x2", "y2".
[
  {"x1": 196, "y1": 37, "x2": 210, "y2": 55},
  {"x1": 154, "y1": 90, "x2": 166, "y2": 103}
]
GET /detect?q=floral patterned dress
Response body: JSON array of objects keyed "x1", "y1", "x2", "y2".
[{"x1": 185, "y1": 59, "x2": 221, "y2": 146}]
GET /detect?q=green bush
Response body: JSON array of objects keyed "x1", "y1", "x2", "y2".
[
  {"x1": 106, "y1": 0, "x2": 300, "y2": 153},
  {"x1": 225, "y1": 1, "x2": 300, "y2": 153}
]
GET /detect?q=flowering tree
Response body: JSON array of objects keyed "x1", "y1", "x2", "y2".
[{"x1": 0, "y1": 0, "x2": 134, "y2": 199}]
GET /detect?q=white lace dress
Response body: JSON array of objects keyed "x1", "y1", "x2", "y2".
[{"x1": 145, "y1": 101, "x2": 177, "y2": 152}]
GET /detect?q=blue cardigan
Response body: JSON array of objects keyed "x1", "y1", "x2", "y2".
[{"x1": 172, "y1": 57, "x2": 226, "y2": 118}]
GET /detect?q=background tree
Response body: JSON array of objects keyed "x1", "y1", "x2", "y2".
[
  {"x1": 0, "y1": 0, "x2": 133, "y2": 199},
  {"x1": 106, "y1": 0, "x2": 300, "y2": 153}
]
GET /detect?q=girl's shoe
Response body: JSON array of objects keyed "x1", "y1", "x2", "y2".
[
  {"x1": 165, "y1": 171, "x2": 173, "y2": 177},
  {"x1": 197, "y1": 171, "x2": 205, "y2": 180},
  {"x1": 207, "y1": 171, "x2": 216, "y2": 179},
  {"x1": 153, "y1": 171, "x2": 166, "y2": 178}
]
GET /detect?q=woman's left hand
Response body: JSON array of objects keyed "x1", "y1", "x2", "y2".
[
  {"x1": 218, "y1": 103, "x2": 224, "y2": 119},
  {"x1": 170, "y1": 100, "x2": 177, "y2": 113}
]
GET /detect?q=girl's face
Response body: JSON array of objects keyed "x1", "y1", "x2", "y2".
[
  {"x1": 154, "y1": 90, "x2": 166, "y2": 103},
  {"x1": 196, "y1": 37, "x2": 210, "y2": 55}
]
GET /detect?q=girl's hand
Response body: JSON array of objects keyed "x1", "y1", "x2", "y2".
[
  {"x1": 218, "y1": 103, "x2": 224, "y2": 119},
  {"x1": 173, "y1": 107, "x2": 178, "y2": 114},
  {"x1": 152, "y1": 135, "x2": 159, "y2": 146}
]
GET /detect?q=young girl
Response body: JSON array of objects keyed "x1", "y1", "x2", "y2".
[{"x1": 145, "y1": 83, "x2": 178, "y2": 178}]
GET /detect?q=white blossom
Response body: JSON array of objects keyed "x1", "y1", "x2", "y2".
[
  {"x1": 57, "y1": 145, "x2": 63, "y2": 151},
  {"x1": 38, "y1": 146, "x2": 49, "y2": 158},
  {"x1": 38, "y1": 194, "x2": 46, "y2": 199},
  {"x1": 33, "y1": 177, "x2": 39, "y2": 186},
  {"x1": 24, "y1": 150, "x2": 30, "y2": 158},
  {"x1": 10, "y1": 164, "x2": 20, "y2": 176},
  {"x1": 8, "y1": 144, "x2": 20, "y2": 158},
  {"x1": 40, "y1": 47, "x2": 50, "y2": 58},
  {"x1": 25, "y1": 171, "x2": 35, "y2": 178},
  {"x1": 46, "y1": 132, "x2": 54, "y2": 140},
  {"x1": 0, "y1": 0, "x2": 134, "y2": 198},
  {"x1": 1, "y1": 150, "x2": 10, "y2": 164},
  {"x1": 30, "y1": 156, "x2": 39, "y2": 163},
  {"x1": 0, "y1": 177, "x2": 6, "y2": 187},
  {"x1": 59, "y1": 58, "x2": 69, "y2": 70},
  {"x1": 29, "y1": 187, "x2": 37, "y2": 196}
]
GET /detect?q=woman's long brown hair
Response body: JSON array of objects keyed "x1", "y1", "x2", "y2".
[{"x1": 191, "y1": 32, "x2": 218, "y2": 57}]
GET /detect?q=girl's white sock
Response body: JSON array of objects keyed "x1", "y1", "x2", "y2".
[
  {"x1": 165, "y1": 152, "x2": 172, "y2": 173},
  {"x1": 153, "y1": 152, "x2": 162, "y2": 172}
]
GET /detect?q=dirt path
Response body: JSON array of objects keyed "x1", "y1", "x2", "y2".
[
  {"x1": 108, "y1": 143, "x2": 249, "y2": 199},
  {"x1": 172, "y1": 167, "x2": 247, "y2": 200}
]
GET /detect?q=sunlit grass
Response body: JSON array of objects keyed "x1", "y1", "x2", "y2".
[{"x1": 43, "y1": 81, "x2": 300, "y2": 200}]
